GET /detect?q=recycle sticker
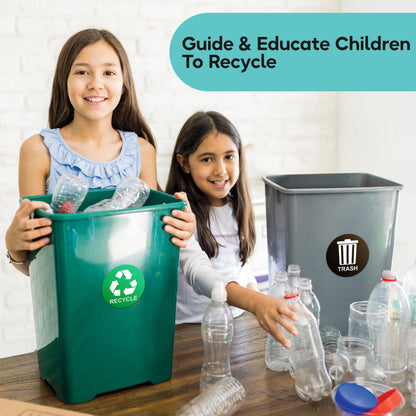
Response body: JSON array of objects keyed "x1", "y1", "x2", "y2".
[{"x1": 102, "y1": 265, "x2": 145, "y2": 309}]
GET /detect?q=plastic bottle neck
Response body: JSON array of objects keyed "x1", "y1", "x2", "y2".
[
  {"x1": 284, "y1": 293, "x2": 299, "y2": 300},
  {"x1": 211, "y1": 299, "x2": 227, "y2": 306},
  {"x1": 382, "y1": 276, "x2": 397, "y2": 282}
]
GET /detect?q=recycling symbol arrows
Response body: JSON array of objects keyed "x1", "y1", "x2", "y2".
[
  {"x1": 110, "y1": 269, "x2": 138, "y2": 297},
  {"x1": 102, "y1": 265, "x2": 145, "y2": 309}
]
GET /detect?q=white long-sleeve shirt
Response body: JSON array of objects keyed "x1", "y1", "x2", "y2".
[{"x1": 176, "y1": 202, "x2": 256, "y2": 323}]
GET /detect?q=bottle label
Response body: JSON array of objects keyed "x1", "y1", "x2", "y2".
[
  {"x1": 326, "y1": 234, "x2": 369, "y2": 278},
  {"x1": 102, "y1": 265, "x2": 145, "y2": 308}
]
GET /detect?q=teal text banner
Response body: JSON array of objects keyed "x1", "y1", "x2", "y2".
[{"x1": 169, "y1": 13, "x2": 416, "y2": 91}]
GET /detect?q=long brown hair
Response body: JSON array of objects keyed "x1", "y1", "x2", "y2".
[
  {"x1": 48, "y1": 28, "x2": 156, "y2": 149},
  {"x1": 166, "y1": 111, "x2": 256, "y2": 264}
]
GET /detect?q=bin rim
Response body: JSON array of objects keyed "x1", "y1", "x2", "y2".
[
  {"x1": 262, "y1": 172, "x2": 403, "y2": 195},
  {"x1": 21, "y1": 188, "x2": 187, "y2": 221}
]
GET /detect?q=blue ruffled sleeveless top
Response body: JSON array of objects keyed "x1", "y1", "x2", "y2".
[{"x1": 40, "y1": 128, "x2": 141, "y2": 193}]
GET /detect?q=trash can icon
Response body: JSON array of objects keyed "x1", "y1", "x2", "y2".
[
  {"x1": 337, "y1": 238, "x2": 358, "y2": 266},
  {"x1": 24, "y1": 188, "x2": 185, "y2": 404},
  {"x1": 263, "y1": 173, "x2": 402, "y2": 333}
]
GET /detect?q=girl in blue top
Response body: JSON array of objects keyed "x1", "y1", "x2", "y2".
[{"x1": 5, "y1": 28, "x2": 194, "y2": 275}]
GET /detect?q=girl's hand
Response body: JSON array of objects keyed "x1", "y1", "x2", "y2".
[
  {"x1": 5, "y1": 199, "x2": 53, "y2": 265},
  {"x1": 162, "y1": 192, "x2": 196, "y2": 248},
  {"x1": 250, "y1": 292, "x2": 298, "y2": 349},
  {"x1": 225, "y1": 282, "x2": 298, "y2": 348}
]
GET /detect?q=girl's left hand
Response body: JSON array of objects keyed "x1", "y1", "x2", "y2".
[{"x1": 162, "y1": 192, "x2": 196, "y2": 248}]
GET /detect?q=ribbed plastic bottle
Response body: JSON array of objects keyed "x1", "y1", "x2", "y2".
[
  {"x1": 265, "y1": 271, "x2": 290, "y2": 372},
  {"x1": 284, "y1": 288, "x2": 332, "y2": 401},
  {"x1": 50, "y1": 174, "x2": 88, "y2": 214},
  {"x1": 401, "y1": 260, "x2": 416, "y2": 369},
  {"x1": 367, "y1": 270, "x2": 410, "y2": 390},
  {"x1": 287, "y1": 264, "x2": 301, "y2": 288},
  {"x1": 298, "y1": 277, "x2": 321, "y2": 327},
  {"x1": 175, "y1": 376, "x2": 245, "y2": 416},
  {"x1": 200, "y1": 281, "x2": 234, "y2": 391}
]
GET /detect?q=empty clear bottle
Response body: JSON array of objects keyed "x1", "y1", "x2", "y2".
[
  {"x1": 320, "y1": 326, "x2": 348, "y2": 383},
  {"x1": 265, "y1": 271, "x2": 290, "y2": 372},
  {"x1": 287, "y1": 264, "x2": 301, "y2": 288},
  {"x1": 284, "y1": 288, "x2": 332, "y2": 401},
  {"x1": 200, "y1": 281, "x2": 233, "y2": 391},
  {"x1": 112, "y1": 176, "x2": 150, "y2": 209},
  {"x1": 50, "y1": 174, "x2": 88, "y2": 214},
  {"x1": 402, "y1": 259, "x2": 416, "y2": 369},
  {"x1": 298, "y1": 277, "x2": 321, "y2": 327},
  {"x1": 367, "y1": 270, "x2": 410, "y2": 390},
  {"x1": 84, "y1": 176, "x2": 150, "y2": 212}
]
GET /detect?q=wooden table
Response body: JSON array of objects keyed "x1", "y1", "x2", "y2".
[{"x1": 0, "y1": 312, "x2": 413, "y2": 415}]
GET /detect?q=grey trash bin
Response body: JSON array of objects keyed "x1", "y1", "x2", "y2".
[{"x1": 263, "y1": 173, "x2": 403, "y2": 333}]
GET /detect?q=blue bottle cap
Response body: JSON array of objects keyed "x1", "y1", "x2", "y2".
[{"x1": 334, "y1": 382, "x2": 378, "y2": 415}]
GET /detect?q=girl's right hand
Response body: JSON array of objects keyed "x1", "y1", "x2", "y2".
[
  {"x1": 5, "y1": 199, "x2": 53, "y2": 263},
  {"x1": 225, "y1": 282, "x2": 298, "y2": 348}
]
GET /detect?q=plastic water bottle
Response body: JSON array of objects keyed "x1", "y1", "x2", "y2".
[
  {"x1": 175, "y1": 376, "x2": 245, "y2": 416},
  {"x1": 112, "y1": 176, "x2": 150, "y2": 209},
  {"x1": 320, "y1": 326, "x2": 348, "y2": 383},
  {"x1": 84, "y1": 176, "x2": 150, "y2": 212},
  {"x1": 298, "y1": 277, "x2": 321, "y2": 327},
  {"x1": 287, "y1": 264, "x2": 301, "y2": 288},
  {"x1": 200, "y1": 280, "x2": 233, "y2": 391},
  {"x1": 367, "y1": 270, "x2": 410, "y2": 390},
  {"x1": 284, "y1": 288, "x2": 332, "y2": 401},
  {"x1": 265, "y1": 271, "x2": 290, "y2": 372},
  {"x1": 50, "y1": 174, "x2": 88, "y2": 214},
  {"x1": 402, "y1": 259, "x2": 416, "y2": 368}
]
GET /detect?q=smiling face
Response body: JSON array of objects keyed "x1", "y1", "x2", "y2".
[
  {"x1": 66, "y1": 40, "x2": 124, "y2": 124},
  {"x1": 178, "y1": 132, "x2": 240, "y2": 206}
]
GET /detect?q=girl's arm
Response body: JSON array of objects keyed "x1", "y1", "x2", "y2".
[
  {"x1": 225, "y1": 281, "x2": 298, "y2": 348},
  {"x1": 179, "y1": 241, "x2": 297, "y2": 346},
  {"x1": 5, "y1": 135, "x2": 52, "y2": 275},
  {"x1": 138, "y1": 138, "x2": 158, "y2": 190}
]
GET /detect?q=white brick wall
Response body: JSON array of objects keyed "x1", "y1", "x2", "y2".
[{"x1": 0, "y1": 0, "x2": 340, "y2": 358}]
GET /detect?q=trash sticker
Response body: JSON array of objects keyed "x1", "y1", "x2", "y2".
[{"x1": 326, "y1": 234, "x2": 369, "y2": 277}]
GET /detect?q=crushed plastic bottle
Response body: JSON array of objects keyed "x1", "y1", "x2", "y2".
[
  {"x1": 200, "y1": 281, "x2": 233, "y2": 391},
  {"x1": 84, "y1": 176, "x2": 150, "y2": 212},
  {"x1": 175, "y1": 377, "x2": 245, "y2": 416},
  {"x1": 284, "y1": 287, "x2": 332, "y2": 401},
  {"x1": 265, "y1": 271, "x2": 290, "y2": 372},
  {"x1": 50, "y1": 174, "x2": 88, "y2": 214}
]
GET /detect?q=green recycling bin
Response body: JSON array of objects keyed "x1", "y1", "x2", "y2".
[
  {"x1": 263, "y1": 173, "x2": 403, "y2": 333},
  {"x1": 25, "y1": 188, "x2": 185, "y2": 404}
]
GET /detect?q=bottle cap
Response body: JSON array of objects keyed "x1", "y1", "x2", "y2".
[
  {"x1": 381, "y1": 270, "x2": 397, "y2": 282},
  {"x1": 211, "y1": 280, "x2": 227, "y2": 302},
  {"x1": 274, "y1": 271, "x2": 288, "y2": 282},
  {"x1": 334, "y1": 382, "x2": 378, "y2": 414},
  {"x1": 362, "y1": 388, "x2": 403, "y2": 416},
  {"x1": 298, "y1": 277, "x2": 312, "y2": 289},
  {"x1": 287, "y1": 264, "x2": 300, "y2": 273}
]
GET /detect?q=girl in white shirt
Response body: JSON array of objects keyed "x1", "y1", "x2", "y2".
[{"x1": 166, "y1": 111, "x2": 297, "y2": 348}]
